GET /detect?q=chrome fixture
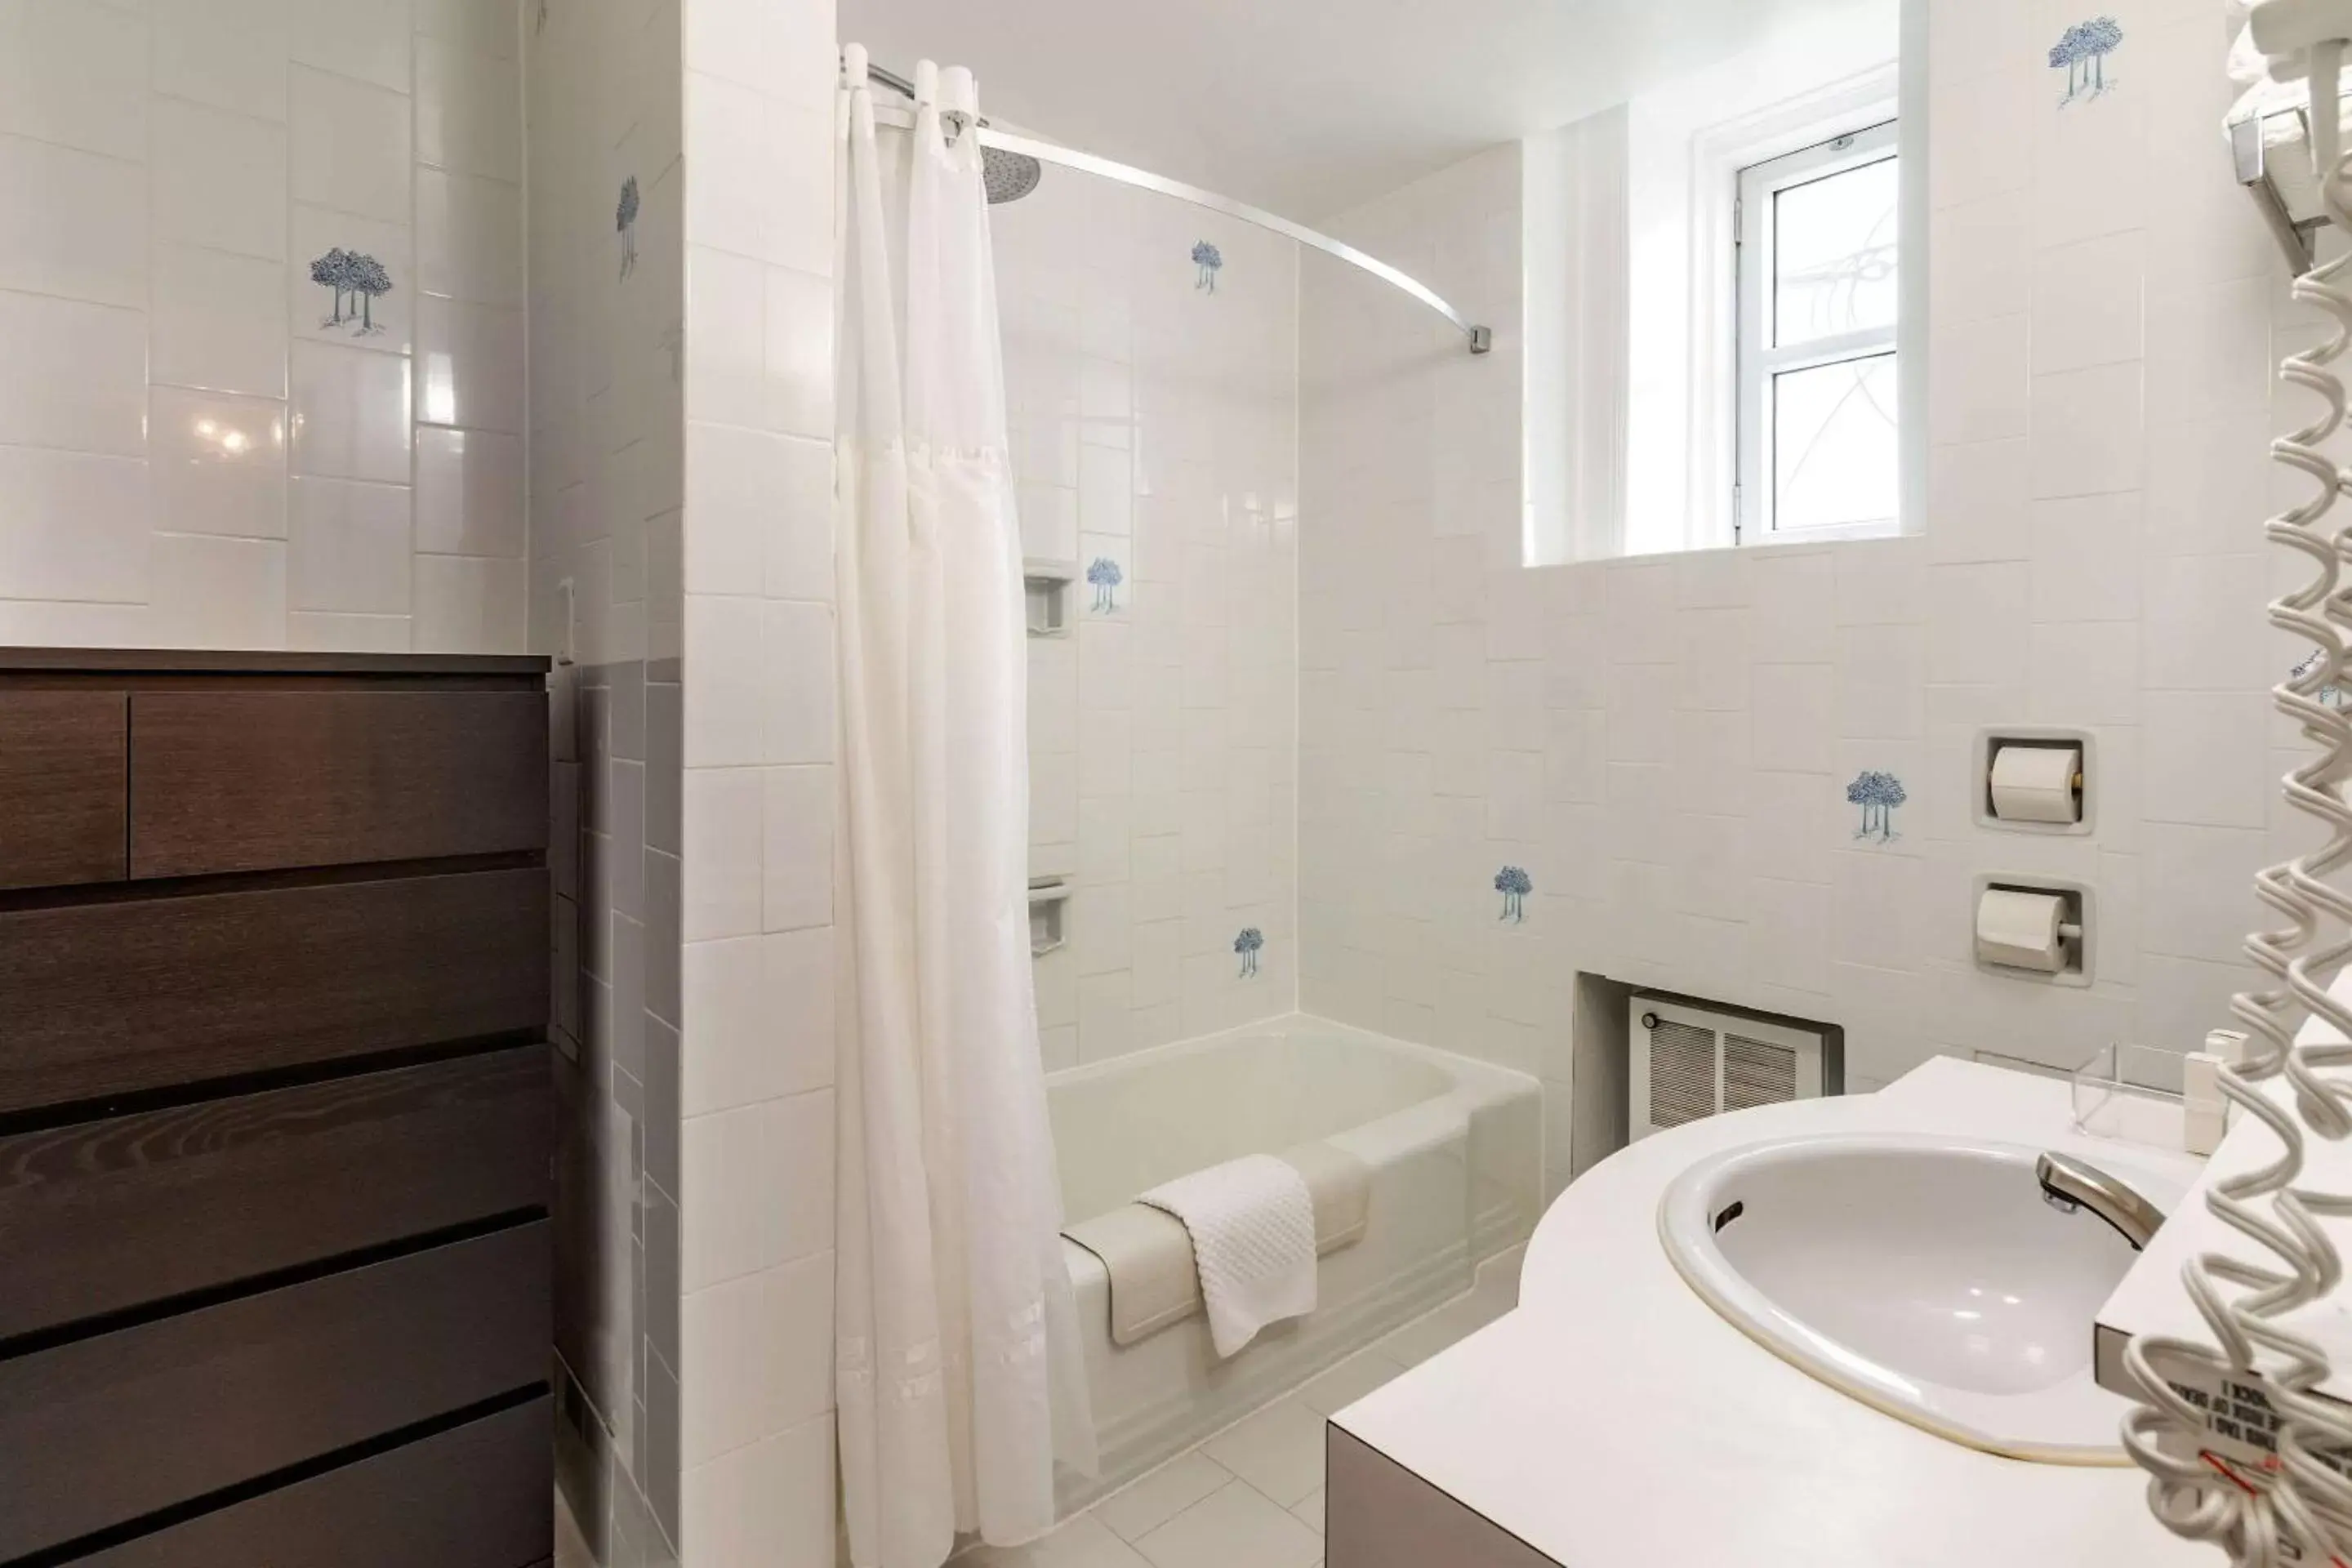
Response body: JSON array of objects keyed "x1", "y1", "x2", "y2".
[
  {"x1": 2035, "y1": 1151, "x2": 2167, "y2": 1251},
  {"x1": 853, "y1": 57, "x2": 1493, "y2": 354},
  {"x1": 865, "y1": 61, "x2": 1045, "y2": 204}
]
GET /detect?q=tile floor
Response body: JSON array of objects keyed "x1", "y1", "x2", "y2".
[
  {"x1": 550, "y1": 1258, "x2": 1519, "y2": 1568},
  {"x1": 963, "y1": 1258, "x2": 1520, "y2": 1568},
  {"x1": 555, "y1": 1491, "x2": 594, "y2": 1568}
]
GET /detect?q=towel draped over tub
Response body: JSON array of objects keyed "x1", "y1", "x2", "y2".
[{"x1": 1061, "y1": 1142, "x2": 1372, "y2": 1352}]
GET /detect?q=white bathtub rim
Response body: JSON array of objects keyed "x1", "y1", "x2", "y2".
[
  {"x1": 1049, "y1": 1009, "x2": 1536, "y2": 1220},
  {"x1": 1045, "y1": 1009, "x2": 1530, "y2": 1094}
]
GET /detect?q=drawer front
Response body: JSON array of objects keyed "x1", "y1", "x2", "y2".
[
  {"x1": 130, "y1": 689, "x2": 547, "y2": 879},
  {"x1": 0, "y1": 1046, "x2": 550, "y2": 1340},
  {"x1": 0, "y1": 1221, "x2": 549, "y2": 1561},
  {"x1": 77, "y1": 1396, "x2": 552, "y2": 1568},
  {"x1": 0, "y1": 689, "x2": 127, "y2": 891},
  {"x1": 0, "y1": 867, "x2": 547, "y2": 1116}
]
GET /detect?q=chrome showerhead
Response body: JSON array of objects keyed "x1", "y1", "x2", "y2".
[{"x1": 983, "y1": 145, "x2": 1042, "y2": 204}]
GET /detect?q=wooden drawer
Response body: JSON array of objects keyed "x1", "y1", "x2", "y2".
[
  {"x1": 0, "y1": 1046, "x2": 550, "y2": 1340},
  {"x1": 0, "y1": 867, "x2": 547, "y2": 1116},
  {"x1": 129, "y1": 689, "x2": 547, "y2": 878},
  {"x1": 0, "y1": 1221, "x2": 549, "y2": 1561},
  {"x1": 0, "y1": 689, "x2": 127, "y2": 891},
  {"x1": 76, "y1": 1396, "x2": 552, "y2": 1568}
]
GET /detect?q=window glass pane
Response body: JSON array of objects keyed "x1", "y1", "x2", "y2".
[
  {"x1": 1773, "y1": 155, "x2": 1899, "y2": 346},
  {"x1": 1773, "y1": 354, "x2": 1898, "y2": 532}
]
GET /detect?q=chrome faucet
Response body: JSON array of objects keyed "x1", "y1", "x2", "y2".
[{"x1": 2036, "y1": 1152, "x2": 2167, "y2": 1251}]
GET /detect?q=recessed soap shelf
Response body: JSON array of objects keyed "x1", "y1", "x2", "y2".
[
  {"x1": 1025, "y1": 559, "x2": 1077, "y2": 639},
  {"x1": 1029, "y1": 877, "x2": 1070, "y2": 956}
]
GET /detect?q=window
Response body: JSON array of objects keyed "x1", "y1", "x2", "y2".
[{"x1": 1735, "y1": 120, "x2": 1900, "y2": 543}]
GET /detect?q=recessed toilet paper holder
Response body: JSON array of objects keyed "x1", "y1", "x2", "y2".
[
  {"x1": 1972, "y1": 873, "x2": 2093, "y2": 987},
  {"x1": 1973, "y1": 727, "x2": 2095, "y2": 836}
]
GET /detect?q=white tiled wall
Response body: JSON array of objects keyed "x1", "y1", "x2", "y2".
[
  {"x1": 994, "y1": 170, "x2": 1302, "y2": 1068},
  {"x1": 1295, "y1": 140, "x2": 1530, "y2": 1084},
  {"x1": 0, "y1": 0, "x2": 528, "y2": 653},
  {"x1": 527, "y1": 0, "x2": 686, "y2": 1561},
  {"x1": 674, "y1": 0, "x2": 840, "y2": 1560},
  {"x1": 1299, "y1": 0, "x2": 2287, "y2": 1201}
]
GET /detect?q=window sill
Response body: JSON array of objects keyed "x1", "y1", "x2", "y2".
[{"x1": 1533, "y1": 519, "x2": 1913, "y2": 569}]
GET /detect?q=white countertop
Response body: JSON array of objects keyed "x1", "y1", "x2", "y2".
[
  {"x1": 1331, "y1": 1058, "x2": 2211, "y2": 1567},
  {"x1": 2098, "y1": 983, "x2": 2352, "y2": 1405}
]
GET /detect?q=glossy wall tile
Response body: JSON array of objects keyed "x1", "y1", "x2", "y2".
[
  {"x1": 528, "y1": 0, "x2": 692, "y2": 1559},
  {"x1": 1295, "y1": 0, "x2": 2291, "y2": 1209},
  {"x1": 670, "y1": 0, "x2": 840, "y2": 1553},
  {"x1": 996, "y1": 172, "x2": 1303, "y2": 1070},
  {"x1": 0, "y1": 0, "x2": 526, "y2": 654}
]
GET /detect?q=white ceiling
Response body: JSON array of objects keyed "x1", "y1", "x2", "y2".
[{"x1": 838, "y1": 0, "x2": 1880, "y2": 219}]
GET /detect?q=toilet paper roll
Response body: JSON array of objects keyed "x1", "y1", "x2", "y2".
[
  {"x1": 1989, "y1": 744, "x2": 2081, "y2": 825},
  {"x1": 1976, "y1": 888, "x2": 2069, "y2": 973}
]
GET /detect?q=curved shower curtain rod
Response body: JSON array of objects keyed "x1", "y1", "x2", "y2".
[{"x1": 856, "y1": 59, "x2": 1494, "y2": 355}]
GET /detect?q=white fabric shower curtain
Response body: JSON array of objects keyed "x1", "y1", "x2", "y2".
[{"x1": 831, "y1": 48, "x2": 1095, "y2": 1568}]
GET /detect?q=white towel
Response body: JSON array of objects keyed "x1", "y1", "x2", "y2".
[{"x1": 1138, "y1": 1153, "x2": 1317, "y2": 1357}]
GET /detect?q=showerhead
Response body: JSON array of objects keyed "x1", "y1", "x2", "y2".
[{"x1": 983, "y1": 145, "x2": 1042, "y2": 204}]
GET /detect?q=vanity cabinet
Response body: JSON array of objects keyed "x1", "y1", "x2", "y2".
[
  {"x1": 1326, "y1": 1425, "x2": 1565, "y2": 1568},
  {"x1": 0, "y1": 648, "x2": 555, "y2": 1568}
]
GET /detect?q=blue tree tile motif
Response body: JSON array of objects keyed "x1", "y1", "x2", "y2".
[
  {"x1": 2050, "y1": 17, "x2": 2123, "y2": 104},
  {"x1": 1192, "y1": 240, "x2": 1223, "y2": 293},
  {"x1": 617, "y1": 176, "x2": 640, "y2": 281},
  {"x1": 1846, "y1": 769, "x2": 1908, "y2": 843},
  {"x1": 1233, "y1": 926, "x2": 1263, "y2": 978},
  {"x1": 1086, "y1": 555, "x2": 1123, "y2": 612},
  {"x1": 309, "y1": 247, "x2": 391, "y2": 336},
  {"x1": 2292, "y1": 647, "x2": 2348, "y2": 708},
  {"x1": 1494, "y1": 866, "x2": 1532, "y2": 923}
]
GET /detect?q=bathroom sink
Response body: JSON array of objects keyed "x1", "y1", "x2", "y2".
[{"x1": 1658, "y1": 1133, "x2": 2179, "y2": 1463}]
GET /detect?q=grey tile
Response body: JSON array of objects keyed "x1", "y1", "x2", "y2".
[
  {"x1": 610, "y1": 659, "x2": 646, "y2": 761},
  {"x1": 969, "y1": 1510, "x2": 1151, "y2": 1567},
  {"x1": 1095, "y1": 1450, "x2": 1231, "y2": 1543},
  {"x1": 1134, "y1": 1481, "x2": 1321, "y2": 1568},
  {"x1": 553, "y1": 1365, "x2": 611, "y2": 1563},
  {"x1": 644, "y1": 1183, "x2": 681, "y2": 1374},
  {"x1": 604, "y1": 1469, "x2": 653, "y2": 1568},
  {"x1": 551, "y1": 760, "x2": 581, "y2": 898},
  {"x1": 1200, "y1": 1398, "x2": 1325, "y2": 1508},
  {"x1": 607, "y1": 759, "x2": 645, "y2": 915},
  {"x1": 645, "y1": 1349, "x2": 681, "y2": 1546},
  {"x1": 644, "y1": 1015, "x2": 681, "y2": 1197},
  {"x1": 550, "y1": 892, "x2": 581, "y2": 1054},
  {"x1": 555, "y1": 1483, "x2": 598, "y2": 1568},
  {"x1": 646, "y1": 678, "x2": 682, "y2": 853},
  {"x1": 644, "y1": 849, "x2": 682, "y2": 1026},
  {"x1": 612, "y1": 912, "x2": 646, "y2": 1083}
]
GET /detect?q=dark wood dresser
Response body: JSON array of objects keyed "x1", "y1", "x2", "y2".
[{"x1": 0, "y1": 648, "x2": 555, "y2": 1568}]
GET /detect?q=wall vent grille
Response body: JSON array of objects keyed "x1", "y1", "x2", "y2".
[
  {"x1": 1629, "y1": 996, "x2": 1836, "y2": 1139},
  {"x1": 1647, "y1": 1020, "x2": 1719, "y2": 1129}
]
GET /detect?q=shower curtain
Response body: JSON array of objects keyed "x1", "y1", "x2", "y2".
[{"x1": 831, "y1": 48, "x2": 1095, "y2": 1568}]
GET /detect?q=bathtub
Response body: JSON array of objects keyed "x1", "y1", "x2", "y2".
[{"x1": 1047, "y1": 1013, "x2": 1542, "y2": 1508}]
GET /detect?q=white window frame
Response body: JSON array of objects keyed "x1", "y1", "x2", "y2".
[{"x1": 1734, "y1": 118, "x2": 1900, "y2": 546}]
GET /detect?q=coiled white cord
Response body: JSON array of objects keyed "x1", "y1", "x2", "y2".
[{"x1": 2120, "y1": 32, "x2": 2352, "y2": 1565}]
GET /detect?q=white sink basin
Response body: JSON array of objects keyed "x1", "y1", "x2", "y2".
[{"x1": 1659, "y1": 1133, "x2": 2180, "y2": 1463}]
